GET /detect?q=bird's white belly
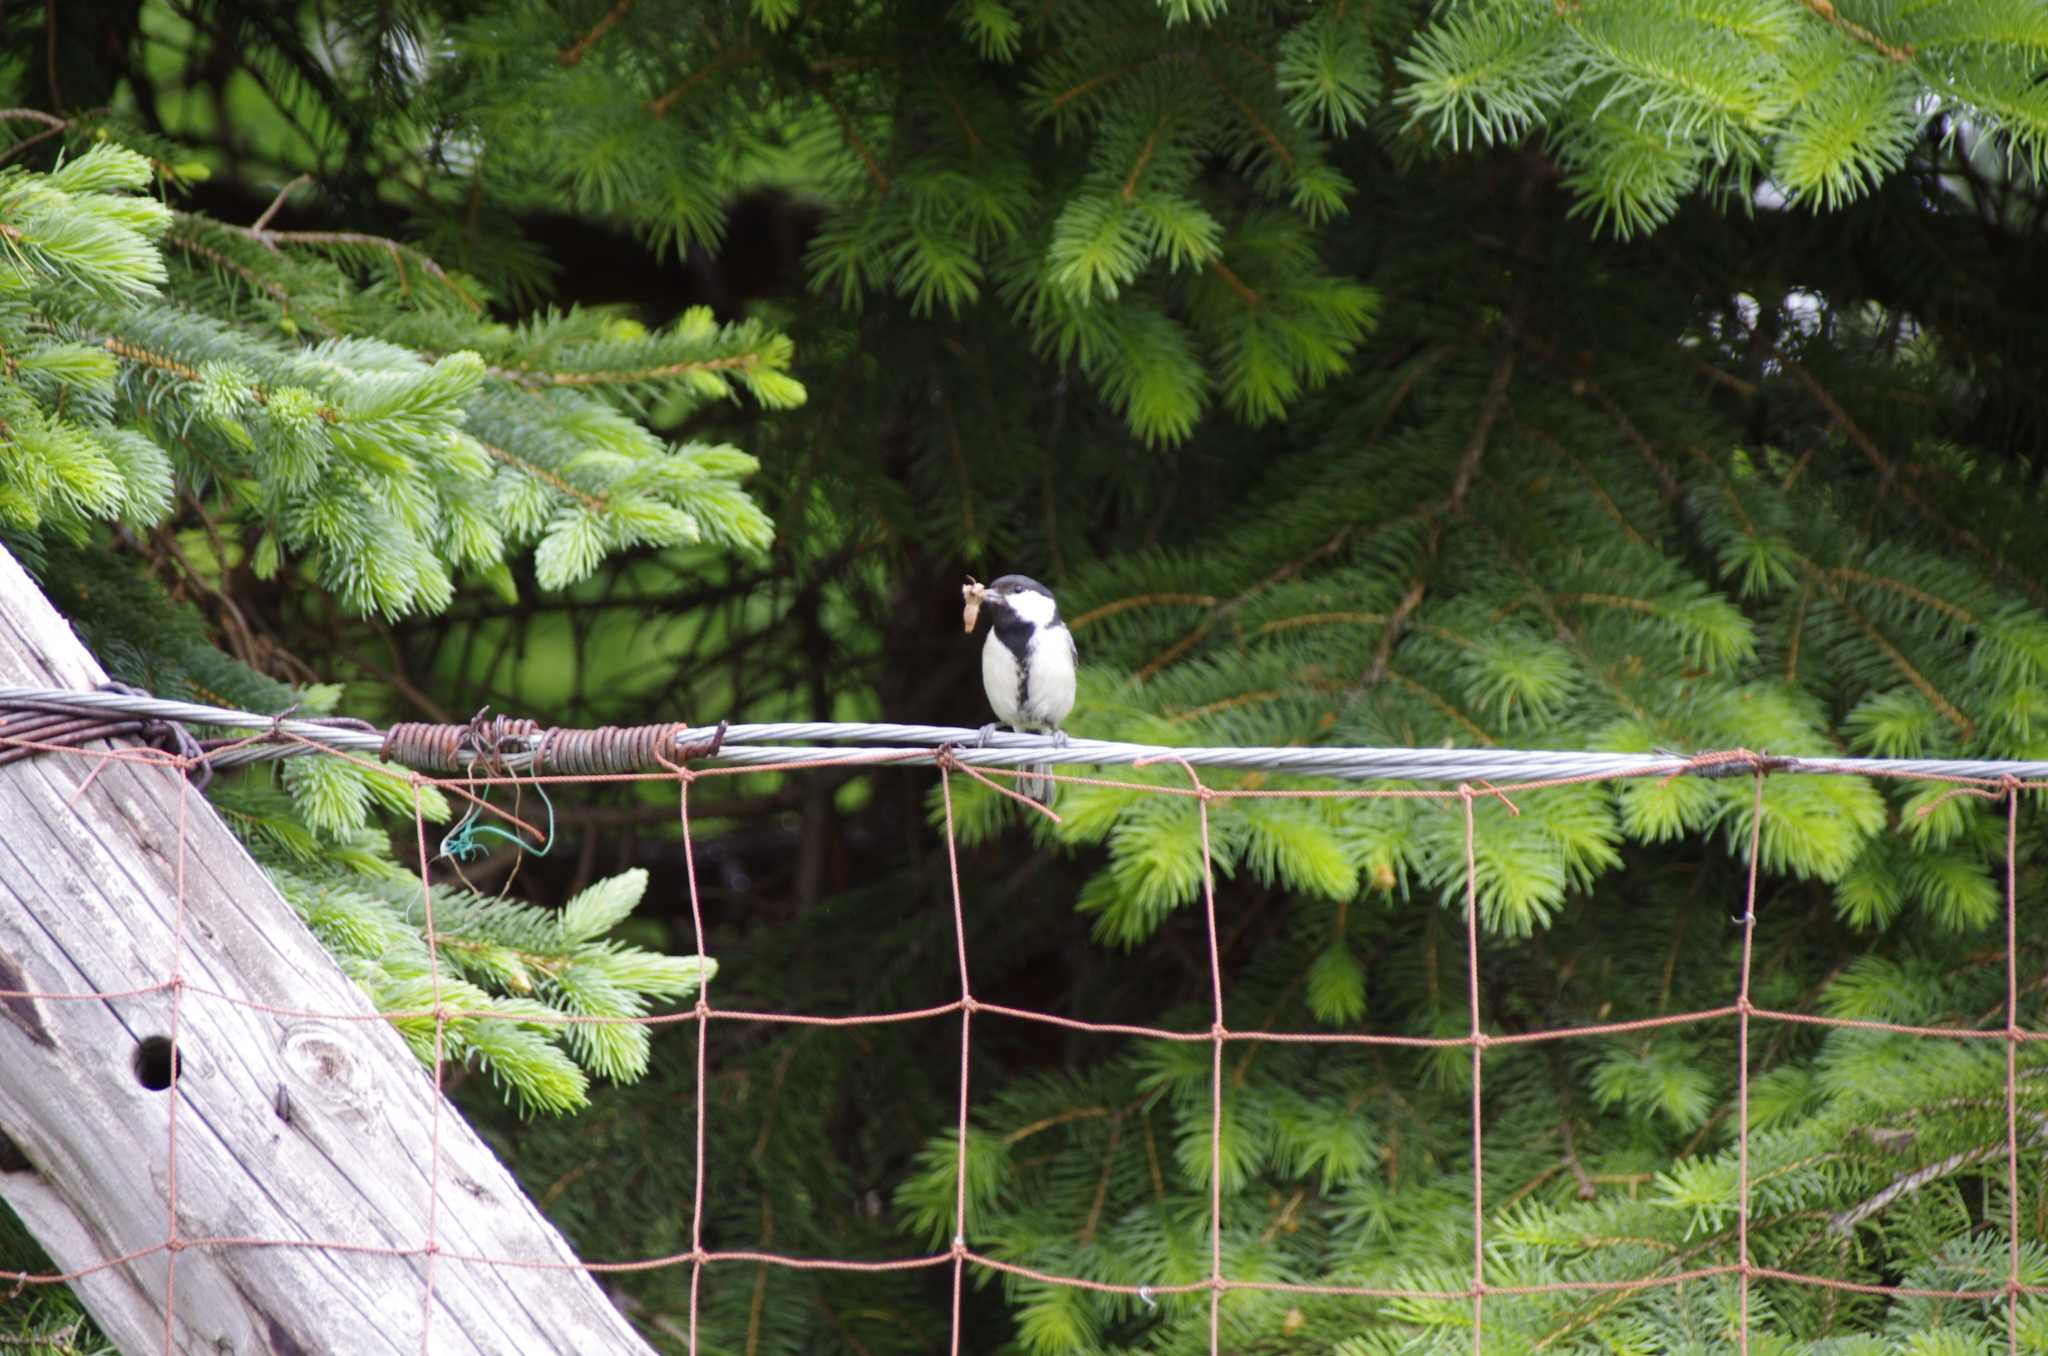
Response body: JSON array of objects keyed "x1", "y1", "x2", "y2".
[{"x1": 982, "y1": 632, "x2": 1027, "y2": 726}]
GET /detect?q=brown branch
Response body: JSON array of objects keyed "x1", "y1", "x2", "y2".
[
  {"x1": 250, "y1": 173, "x2": 312, "y2": 232},
  {"x1": 1692, "y1": 356, "x2": 1757, "y2": 398},
  {"x1": 1198, "y1": 59, "x2": 1293, "y2": 167},
  {"x1": 1122, "y1": 114, "x2": 1167, "y2": 199},
  {"x1": 1067, "y1": 592, "x2": 1217, "y2": 630},
  {"x1": 476, "y1": 440, "x2": 608, "y2": 513},
  {"x1": 216, "y1": 224, "x2": 481, "y2": 312},
  {"x1": 1827, "y1": 565, "x2": 1978, "y2": 628},
  {"x1": 1558, "y1": 1118, "x2": 1596, "y2": 1200},
  {"x1": 1798, "y1": 0, "x2": 1914, "y2": 62},
  {"x1": 1077, "y1": 1114, "x2": 1122, "y2": 1247},
  {"x1": 1585, "y1": 381, "x2": 1682, "y2": 504},
  {"x1": 1367, "y1": 343, "x2": 1455, "y2": 446},
  {"x1": 1446, "y1": 346, "x2": 1517, "y2": 514},
  {"x1": 647, "y1": 45, "x2": 761, "y2": 117},
  {"x1": 815, "y1": 80, "x2": 889, "y2": 193},
  {"x1": 1206, "y1": 258, "x2": 1262, "y2": 308},
  {"x1": 1363, "y1": 580, "x2": 1426, "y2": 688},
  {"x1": 1781, "y1": 356, "x2": 2048, "y2": 611},
  {"x1": 160, "y1": 232, "x2": 316, "y2": 329},
  {"x1": 490, "y1": 353, "x2": 759, "y2": 388},
  {"x1": 559, "y1": 0, "x2": 638, "y2": 65},
  {"x1": 1522, "y1": 422, "x2": 1652, "y2": 546},
  {"x1": 1813, "y1": 568, "x2": 1975, "y2": 739},
  {"x1": 1384, "y1": 668, "x2": 1496, "y2": 744},
  {"x1": 102, "y1": 336, "x2": 200, "y2": 382},
  {"x1": 1050, "y1": 62, "x2": 1142, "y2": 110},
  {"x1": 1132, "y1": 524, "x2": 1358, "y2": 681}
]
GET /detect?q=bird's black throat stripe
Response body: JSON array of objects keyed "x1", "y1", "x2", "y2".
[{"x1": 992, "y1": 608, "x2": 1035, "y2": 724}]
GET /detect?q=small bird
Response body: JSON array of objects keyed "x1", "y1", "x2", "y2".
[{"x1": 974, "y1": 574, "x2": 1076, "y2": 804}]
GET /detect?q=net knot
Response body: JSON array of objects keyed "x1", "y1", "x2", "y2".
[{"x1": 103, "y1": 681, "x2": 213, "y2": 789}]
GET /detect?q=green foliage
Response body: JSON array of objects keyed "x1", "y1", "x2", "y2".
[
  {"x1": 3, "y1": 145, "x2": 796, "y2": 614},
  {"x1": 1396, "y1": 0, "x2": 2048, "y2": 237},
  {"x1": 10, "y1": 0, "x2": 2048, "y2": 1351},
  {"x1": 1, "y1": 138, "x2": 773, "y2": 1114}
]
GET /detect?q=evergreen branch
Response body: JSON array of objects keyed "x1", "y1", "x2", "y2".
[
  {"x1": 1198, "y1": 59, "x2": 1295, "y2": 168},
  {"x1": 559, "y1": 0, "x2": 638, "y2": 66},
  {"x1": 1358, "y1": 345, "x2": 1515, "y2": 690},
  {"x1": 1585, "y1": 379, "x2": 1681, "y2": 503},
  {"x1": 160, "y1": 231, "x2": 310, "y2": 326},
  {"x1": 1446, "y1": 346, "x2": 1516, "y2": 514},
  {"x1": 1826, "y1": 566, "x2": 1978, "y2": 629},
  {"x1": 493, "y1": 353, "x2": 763, "y2": 388},
  {"x1": 1368, "y1": 343, "x2": 1455, "y2": 445},
  {"x1": 1829, "y1": 1113, "x2": 2048, "y2": 1235},
  {"x1": 1206, "y1": 258, "x2": 1262, "y2": 307},
  {"x1": 1363, "y1": 579, "x2": 1425, "y2": 688},
  {"x1": 476, "y1": 439, "x2": 607, "y2": 512},
  {"x1": 814, "y1": 80, "x2": 890, "y2": 193},
  {"x1": 1785, "y1": 580, "x2": 1812, "y2": 684},
  {"x1": 1524, "y1": 423, "x2": 1651, "y2": 546},
  {"x1": 1002, "y1": 1104, "x2": 1115, "y2": 1146},
  {"x1": 1164, "y1": 689, "x2": 1292, "y2": 722},
  {"x1": 1256, "y1": 609, "x2": 1388, "y2": 634},
  {"x1": 101, "y1": 335, "x2": 201, "y2": 383},
  {"x1": 1121, "y1": 113, "x2": 1168, "y2": 199},
  {"x1": 1078, "y1": 1113, "x2": 1122, "y2": 1247},
  {"x1": 1543, "y1": 591, "x2": 1663, "y2": 616},
  {"x1": 1781, "y1": 357, "x2": 2048, "y2": 611},
  {"x1": 0, "y1": 108, "x2": 81, "y2": 168},
  {"x1": 217, "y1": 224, "x2": 480, "y2": 313},
  {"x1": 646, "y1": 45, "x2": 762, "y2": 116},
  {"x1": 1797, "y1": 0, "x2": 1914, "y2": 63},
  {"x1": 1050, "y1": 62, "x2": 1145, "y2": 111},
  {"x1": 1068, "y1": 592, "x2": 1218, "y2": 629},
  {"x1": 1811, "y1": 568, "x2": 1975, "y2": 740},
  {"x1": 1385, "y1": 666, "x2": 1497, "y2": 744},
  {"x1": 1133, "y1": 524, "x2": 1358, "y2": 680}
]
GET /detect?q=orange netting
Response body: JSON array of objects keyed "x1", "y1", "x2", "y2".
[{"x1": 1, "y1": 719, "x2": 2043, "y2": 1355}]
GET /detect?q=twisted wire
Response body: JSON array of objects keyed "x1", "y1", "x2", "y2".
[{"x1": 8, "y1": 688, "x2": 2048, "y2": 785}]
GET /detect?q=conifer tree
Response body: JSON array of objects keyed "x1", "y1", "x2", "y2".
[{"x1": 5, "y1": 2, "x2": 2048, "y2": 1352}]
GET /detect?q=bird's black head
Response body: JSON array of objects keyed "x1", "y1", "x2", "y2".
[
  {"x1": 980, "y1": 574, "x2": 1060, "y2": 625},
  {"x1": 986, "y1": 574, "x2": 1053, "y2": 598}
]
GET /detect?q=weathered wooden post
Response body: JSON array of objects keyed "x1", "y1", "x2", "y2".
[{"x1": 0, "y1": 544, "x2": 659, "y2": 1355}]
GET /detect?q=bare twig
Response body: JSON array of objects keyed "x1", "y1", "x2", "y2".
[
  {"x1": 559, "y1": 0, "x2": 639, "y2": 66},
  {"x1": 250, "y1": 173, "x2": 313, "y2": 232}
]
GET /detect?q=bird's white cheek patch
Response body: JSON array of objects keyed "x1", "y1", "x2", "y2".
[{"x1": 1006, "y1": 589, "x2": 1059, "y2": 627}]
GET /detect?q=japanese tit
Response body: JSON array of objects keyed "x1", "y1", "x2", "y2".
[{"x1": 975, "y1": 574, "x2": 1076, "y2": 804}]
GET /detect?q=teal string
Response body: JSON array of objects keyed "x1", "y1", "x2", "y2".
[{"x1": 438, "y1": 774, "x2": 555, "y2": 861}]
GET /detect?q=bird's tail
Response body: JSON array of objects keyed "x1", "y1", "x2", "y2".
[{"x1": 1019, "y1": 762, "x2": 1056, "y2": 806}]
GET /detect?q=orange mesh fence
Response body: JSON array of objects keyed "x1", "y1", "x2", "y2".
[{"x1": 1, "y1": 704, "x2": 2043, "y2": 1356}]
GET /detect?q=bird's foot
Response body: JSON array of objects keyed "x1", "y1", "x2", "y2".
[
  {"x1": 976, "y1": 722, "x2": 1000, "y2": 749},
  {"x1": 1049, "y1": 728, "x2": 1071, "y2": 750}
]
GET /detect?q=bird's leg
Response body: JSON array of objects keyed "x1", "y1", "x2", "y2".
[
  {"x1": 1049, "y1": 727, "x2": 1070, "y2": 750},
  {"x1": 976, "y1": 722, "x2": 1001, "y2": 748}
]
